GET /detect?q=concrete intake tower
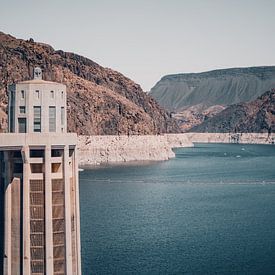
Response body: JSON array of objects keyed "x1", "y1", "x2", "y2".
[{"x1": 0, "y1": 67, "x2": 81, "y2": 275}]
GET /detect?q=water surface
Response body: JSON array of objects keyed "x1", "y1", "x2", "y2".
[{"x1": 80, "y1": 143, "x2": 275, "y2": 274}]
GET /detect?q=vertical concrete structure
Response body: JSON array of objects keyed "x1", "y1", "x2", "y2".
[{"x1": 0, "y1": 67, "x2": 81, "y2": 275}]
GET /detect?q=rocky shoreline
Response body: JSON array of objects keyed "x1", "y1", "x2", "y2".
[
  {"x1": 78, "y1": 133, "x2": 275, "y2": 166},
  {"x1": 77, "y1": 135, "x2": 186, "y2": 166},
  {"x1": 184, "y1": 132, "x2": 275, "y2": 145}
]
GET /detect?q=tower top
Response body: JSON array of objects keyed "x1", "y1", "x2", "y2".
[
  {"x1": 33, "y1": 67, "x2": 42, "y2": 80},
  {"x1": 8, "y1": 68, "x2": 67, "y2": 134}
]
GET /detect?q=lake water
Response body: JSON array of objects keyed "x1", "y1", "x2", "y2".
[{"x1": 80, "y1": 143, "x2": 275, "y2": 275}]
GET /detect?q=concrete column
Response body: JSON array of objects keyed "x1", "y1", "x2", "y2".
[
  {"x1": 10, "y1": 177, "x2": 21, "y2": 275},
  {"x1": 64, "y1": 145, "x2": 73, "y2": 274},
  {"x1": 22, "y1": 146, "x2": 30, "y2": 275},
  {"x1": 0, "y1": 152, "x2": 4, "y2": 275},
  {"x1": 45, "y1": 145, "x2": 54, "y2": 274},
  {"x1": 3, "y1": 152, "x2": 11, "y2": 275},
  {"x1": 74, "y1": 147, "x2": 82, "y2": 275}
]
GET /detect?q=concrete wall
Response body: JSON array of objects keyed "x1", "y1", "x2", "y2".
[{"x1": 0, "y1": 133, "x2": 80, "y2": 275}]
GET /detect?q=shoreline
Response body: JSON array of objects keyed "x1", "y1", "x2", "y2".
[
  {"x1": 184, "y1": 132, "x2": 275, "y2": 145},
  {"x1": 78, "y1": 133, "x2": 275, "y2": 167},
  {"x1": 80, "y1": 159, "x2": 163, "y2": 169}
]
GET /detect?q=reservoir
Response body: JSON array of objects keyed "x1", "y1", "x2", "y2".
[{"x1": 80, "y1": 143, "x2": 275, "y2": 274}]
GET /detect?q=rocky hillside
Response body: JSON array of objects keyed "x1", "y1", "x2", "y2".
[
  {"x1": 189, "y1": 90, "x2": 275, "y2": 133},
  {"x1": 0, "y1": 31, "x2": 180, "y2": 135},
  {"x1": 150, "y1": 67, "x2": 275, "y2": 112},
  {"x1": 173, "y1": 104, "x2": 226, "y2": 132}
]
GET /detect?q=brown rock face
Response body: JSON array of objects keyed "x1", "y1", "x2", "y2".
[
  {"x1": 173, "y1": 104, "x2": 226, "y2": 132},
  {"x1": 189, "y1": 91, "x2": 275, "y2": 133},
  {"x1": 0, "y1": 31, "x2": 180, "y2": 135}
]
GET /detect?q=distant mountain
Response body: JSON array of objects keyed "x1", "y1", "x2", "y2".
[
  {"x1": 189, "y1": 90, "x2": 275, "y2": 133},
  {"x1": 0, "y1": 31, "x2": 180, "y2": 135},
  {"x1": 150, "y1": 67, "x2": 275, "y2": 112}
]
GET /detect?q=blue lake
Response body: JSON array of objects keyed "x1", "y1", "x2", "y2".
[{"x1": 80, "y1": 143, "x2": 275, "y2": 274}]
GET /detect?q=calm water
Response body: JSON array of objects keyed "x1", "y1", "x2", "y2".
[{"x1": 80, "y1": 143, "x2": 275, "y2": 275}]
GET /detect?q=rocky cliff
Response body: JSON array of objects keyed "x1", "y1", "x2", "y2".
[
  {"x1": 0, "y1": 31, "x2": 180, "y2": 135},
  {"x1": 172, "y1": 104, "x2": 226, "y2": 132},
  {"x1": 150, "y1": 67, "x2": 275, "y2": 131},
  {"x1": 189, "y1": 91, "x2": 275, "y2": 133}
]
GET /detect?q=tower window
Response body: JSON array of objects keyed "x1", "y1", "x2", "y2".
[
  {"x1": 51, "y1": 91, "x2": 55, "y2": 98},
  {"x1": 19, "y1": 106, "x2": 26, "y2": 114},
  {"x1": 35, "y1": 90, "x2": 40, "y2": 99},
  {"x1": 14, "y1": 163, "x2": 23, "y2": 173},
  {"x1": 33, "y1": 106, "x2": 41, "y2": 132},
  {"x1": 30, "y1": 164, "x2": 43, "y2": 173},
  {"x1": 61, "y1": 91, "x2": 64, "y2": 99},
  {"x1": 61, "y1": 107, "x2": 65, "y2": 125},
  {"x1": 49, "y1": 106, "x2": 56, "y2": 132},
  {"x1": 21, "y1": 90, "x2": 25, "y2": 99},
  {"x1": 30, "y1": 149, "x2": 44, "y2": 158},
  {"x1": 18, "y1": 118, "x2": 27, "y2": 133}
]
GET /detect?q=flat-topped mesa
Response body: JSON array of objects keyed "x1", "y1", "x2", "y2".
[{"x1": 8, "y1": 67, "x2": 67, "y2": 134}]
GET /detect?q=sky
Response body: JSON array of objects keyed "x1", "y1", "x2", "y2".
[{"x1": 1, "y1": 0, "x2": 275, "y2": 91}]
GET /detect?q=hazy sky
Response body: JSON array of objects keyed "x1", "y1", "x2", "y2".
[{"x1": 1, "y1": 0, "x2": 275, "y2": 91}]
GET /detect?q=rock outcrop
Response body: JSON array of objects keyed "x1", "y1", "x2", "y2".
[
  {"x1": 173, "y1": 104, "x2": 226, "y2": 132},
  {"x1": 0, "y1": 31, "x2": 180, "y2": 135},
  {"x1": 189, "y1": 91, "x2": 275, "y2": 133}
]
